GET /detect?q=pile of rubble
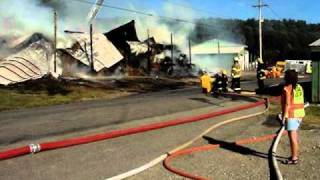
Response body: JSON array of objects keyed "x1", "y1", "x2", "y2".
[{"x1": 0, "y1": 20, "x2": 195, "y2": 86}]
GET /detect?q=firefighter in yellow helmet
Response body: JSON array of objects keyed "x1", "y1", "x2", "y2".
[
  {"x1": 231, "y1": 57, "x2": 242, "y2": 92},
  {"x1": 200, "y1": 71, "x2": 213, "y2": 94}
]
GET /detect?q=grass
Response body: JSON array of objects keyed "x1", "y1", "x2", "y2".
[
  {"x1": 268, "y1": 100, "x2": 320, "y2": 130},
  {"x1": 0, "y1": 76, "x2": 196, "y2": 111},
  {"x1": 0, "y1": 86, "x2": 130, "y2": 111}
]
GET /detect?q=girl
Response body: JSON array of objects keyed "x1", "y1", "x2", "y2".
[{"x1": 281, "y1": 69, "x2": 305, "y2": 165}]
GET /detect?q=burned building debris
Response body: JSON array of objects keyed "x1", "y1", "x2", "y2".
[
  {"x1": 62, "y1": 32, "x2": 123, "y2": 75},
  {"x1": 0, "y1": 20, "x2": 195, "y2": 86},
  {"x1": 104, "y1": 20, "x2": 140, "y2": 55},
  {"x1": 0, "y1": 34, "x2": 53, "y2": 85}
]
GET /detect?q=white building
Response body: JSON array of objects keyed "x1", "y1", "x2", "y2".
[{"x1": 191, "y1": 39, "x2": 249, "y2": 73}]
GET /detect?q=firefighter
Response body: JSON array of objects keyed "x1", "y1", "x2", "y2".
[
  {"x1": 212, "y1": 71, "x2": 222, "y2": 93},
  {"x1": 257, "y1": 58, "x2": 266, "y2": 90},
  {"x1": 200, "y1": 71, "x2": 213, "y2": 94},
  {"x1": 221, "y1": 69, "x2": 228, "y2": 92},
  {"x1": 281, "y1": 69, "x2": 305, "y2": 164},
  {"x1": 306, "y1": 61, "x2": 312, "y2": 74},
  {"x1": 231, "y1": 57, "x2": 241, "y2": 92}
]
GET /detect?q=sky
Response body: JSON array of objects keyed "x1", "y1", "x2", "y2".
[
  {"x1": 82, "y1": 0, "x2": 320, "y2": 23},
  {"x1": 0, "y1": 0, "x2": 319, "y2": 40}
]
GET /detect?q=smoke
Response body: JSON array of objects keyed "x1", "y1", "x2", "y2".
[
  {"x1": 93, "y1": 1, "x2": 196, "y2": 52},
  {"x1": 0, "y1": 0, "x2": 89, "y2": 39},
  {"x1": 192, "y1": 54, "x2": 234, "y2": 74},
  {"x1": 195, "y1": 18, "x2": 245, "y2": 44},
  {"x1": 0, "y1": 0, "x2": 196, "y2": 52},
  {"x1": 133, "y1": 1, "x2": 195, "y2": 52},
  {"x1": 36, "y1": 0, "x2": 67, "y2": 16}
]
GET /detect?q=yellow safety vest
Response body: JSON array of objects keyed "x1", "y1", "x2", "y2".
[{"x1": 288, "y1": 84, "x2": 305, "y2": 118}]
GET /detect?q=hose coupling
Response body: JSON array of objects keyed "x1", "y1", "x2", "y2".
[{"x1": 29, "y1": 144, "x2": 41, "y2": 154}]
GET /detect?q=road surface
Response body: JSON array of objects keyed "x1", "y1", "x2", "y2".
[{"x1": 0, "y1": 77, "x2": 312, "y2": 180}]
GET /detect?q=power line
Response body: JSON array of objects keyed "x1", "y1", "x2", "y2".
[
  {"x1": 69, "y1": 0, "x2": 220, "y2": 29},
  {"x1": 267, "y1": 6, "x2": 282, "y2": 20},
  {"x1": 262, "y1": 0, "x2": 282, "y2": 20}
]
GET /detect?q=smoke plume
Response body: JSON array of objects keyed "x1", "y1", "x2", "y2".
[
  {"x1": 0, "y1": 0, "x2": 89, "y2": 38},
  {"x1": 37, "y1": 0, "x2": 67, "y2": 16}
]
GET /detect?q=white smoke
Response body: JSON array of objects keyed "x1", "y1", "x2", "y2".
[
  {"x1": 132, "y1": 1, "x2": 195, "y2": 52},
  {"x1": 93, "y1": 1, "x2": 196, "y2": 51},
  {"x1": 0, "y1": 0, "x2": 196, "y2": 51},
  {"x1": 0, "y1": 0, "x2": 89, "y2": 39},
  {"x1": 192, "y1": 54, "x2": 235, "y2": 75}
]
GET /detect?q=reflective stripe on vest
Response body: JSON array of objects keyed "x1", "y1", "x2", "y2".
[{"x1": 288, "y1": 84, "x2": 305, "y2": 118}]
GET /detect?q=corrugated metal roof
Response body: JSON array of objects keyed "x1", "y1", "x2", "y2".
[
  {"x1": 67, "y1": 33, "x2": 123, "y2": 72},
  {"x1": 309, "y1": 39, "x2": 320, "y2": 47},
  {"x1": 0, "y1": 40, "x2": 49, "y2": 85}
]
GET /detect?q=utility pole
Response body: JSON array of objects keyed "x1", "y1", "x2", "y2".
[
  {"x1": 171, "y1": 33, "x2": 174, "y2": 61},
  {"x1": 90, "y1": 23, "x2": 94, "y2": 72},
  {"x1": 53, "y1": 10, "x2": 57, "y2": 73},
  {"x1": 253, "y1": 0, "x2": 268, "y2": 62},
  {"x1": 188, "y1": 37, "x2": 192, "y2": 65},
  {"x1": 147, "y1": 29, "x2": 151, "y2": 73}
]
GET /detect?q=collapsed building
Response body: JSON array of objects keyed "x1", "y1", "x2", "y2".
[
  {"x1": 0, "y1": 20, "x2": 193, "y2": 86},
  {"x1": 0, "y1": 33, "x2": 54, "y2": 85}
]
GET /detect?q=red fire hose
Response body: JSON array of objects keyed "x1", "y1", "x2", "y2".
[
  {"x1": 0, "y1": 99, "x2": 266, "y2": 161},
  {"x1": 163, "y1": 131, "x2": 288, "y2": 180}
]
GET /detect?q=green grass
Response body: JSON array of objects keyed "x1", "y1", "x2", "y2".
[
  {"x1": 303, "y1": 106, "x2": 320, "y2": 129},
  {"x1": 268, "y1": 101, "x2": 320, "y2": 130},
  {"x1": 0, "y1": 87, "x2": 129, "y2": 111}
]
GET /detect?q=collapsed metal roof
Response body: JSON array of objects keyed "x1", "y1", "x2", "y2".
[
  {"x1": 66, "y1": 33, "x2": 123, "y2": 72},
  {"x1": 104, "y1": 20, "x2": 140, "y2": 55},
  {"x1": 0, "y1": 38, "x2": 52, "y2": 85}
]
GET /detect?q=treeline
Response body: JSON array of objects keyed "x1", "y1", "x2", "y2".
[{"x1": 190, "y1": 18, "x2": 320, "y2": 65}]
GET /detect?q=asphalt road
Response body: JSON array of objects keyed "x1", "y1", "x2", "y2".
[
  {"x1": 0, "y1": 77, "x2": 311, "y2": 180},
  {"x1": 0, "y1": 88, "x2": 219, "y2": 146},
  {"x1": 0, "y1": 85, "x2": 263, "y2": 180},
  {"x1": 0, "y1": 87, "x2": 259, "y2": 148}
]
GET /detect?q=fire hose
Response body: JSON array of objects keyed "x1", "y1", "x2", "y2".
[
  {"x1": 270, "y1": 126, "x2": 285, "y2": 180},
  {"x1": 162, "y1": 98, "x2": 289, "y2": 180},
  {"x1": 0, "y1": 97, "x2": 266, "y2": 161},
  {"x1": 163, "y1": 132, "x2": 288, "y2": 180},
  {"x1": 107, "y1": 97, "x2": 269, "y2": 180},
  {"x1": 108, "y1": 96, "x2": 285, "y2": 180},
  {"x1": 270, "y1": 102, "x2": 310, "y2": 180},
  {"x1": 163, "y1": 99, "x2": 308, "y2": 180}
]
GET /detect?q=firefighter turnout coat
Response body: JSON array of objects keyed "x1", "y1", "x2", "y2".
[
  {"x1": 200, "y1": 73, "x2": 213, "y2": 93},
  {"x1": 231, "y1": 64, "x2": 241, "y2": 78}
]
